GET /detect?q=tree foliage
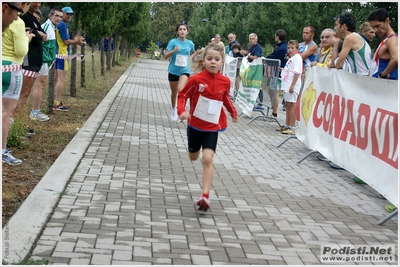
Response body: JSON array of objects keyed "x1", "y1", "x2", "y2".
[{"x1": 149, "y1": 2, "x2": 397, "y2": 54}]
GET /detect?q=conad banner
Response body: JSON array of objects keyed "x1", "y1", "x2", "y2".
[
  {"x1": 296, "y1": 67, "x2": 398, "y2": 206},
  {"x1": 235, "y1": 57, "x2": 263, "y2": 117},
  {"x1": 223, "y1": 55, "x2": 238, "y2": 98}
]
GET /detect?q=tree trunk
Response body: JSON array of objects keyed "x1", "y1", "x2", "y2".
[
  {"x1": 46, "y1": 63, "x2": 55, "y2": 114},
  {"x1": 80, "y1": 21, "x2": 86, "y2": 88},
  {"x1": 106, "y1": 37, "x2": 112, "y2": 70},
  {"x1": 69, "y1": 12, "x2": 79, "y2": 97},
  {"x1": 100, "y1": 37, "x2": 105, "y2": 76},
  {"x1": 91, "y1": 44, "x2": 96, "y2": 78},
  {"x1": 70, "y1": 44, "x2": 77, "y2": 97},
  {"x1": 111, "y1": 35, "x2": 117, "y2": 67}
]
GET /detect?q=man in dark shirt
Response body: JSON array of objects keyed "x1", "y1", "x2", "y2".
[
  {"x1": 227, "y1": 33, "x2": 239, "y2": 54},
  {"x1": 267, "y1": 29, "x2": 288, "y2": 116},
  {"x1": 16, "y1": 2, "x2": 47, "y2": 119},
  {"x1": 240, "y1": 33, "x2": 264, "y2": 109}
]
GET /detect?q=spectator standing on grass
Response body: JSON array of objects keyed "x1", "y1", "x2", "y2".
[
  {"x1": 54, "y1": 6, "x2": 85, "y2": 111},
  {"x1": 267, "y1": 29, "x2": 288, "y2": 118},
  {"x1": 2, "y1": 2, "x2": 22, "y2": 32},
  {"x1": 164, "y1": 22, "x2": 195, "y2": 122},
  {"x1": 368, "y1": 8, "x2": 398, "y2": 80},
  {"x1": 30, "y1": 7, "x2": 63, "y2": 122},
  {"x1": 33, "y1": 8, "x2": 41, "y2": 22},
  {"x1": 240, "y1": 33, "x2": 264, "y2": 110},
  {"x1": 277, "y1": 40, "x2": 302, "y2": 136},
  {"x1": 15, "y1": 2, "x2": 47, "y2": 127},
  {"x1": 2, "y1": 2, "x2": 35, "y2": 165},
  {"x1": 177, "y1": 43, "x2": 239, "y2": 211}
]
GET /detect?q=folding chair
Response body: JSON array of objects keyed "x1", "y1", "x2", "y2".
[{"x1": 248, "y1": 58, "x2": 282, "y2": 126}]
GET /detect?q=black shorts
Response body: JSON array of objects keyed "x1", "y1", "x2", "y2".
[
  {"x1": 22, "y1": 65, "x2": 41, "y2": 72},
  {"x1": 168, "y1": 72, "x2": 190, "y2": 82},
  {"x1": 187, "y1": 126, "x2": 218, "y2": 153}
]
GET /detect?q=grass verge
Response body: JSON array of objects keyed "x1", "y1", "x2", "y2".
[{"x1": 2, "y1": 47, "x2": 139, "y2": 228}]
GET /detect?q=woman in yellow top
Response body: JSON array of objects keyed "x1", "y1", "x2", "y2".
[{"x1": 2, "y1": 2, "x2": 34, "y2": 165}]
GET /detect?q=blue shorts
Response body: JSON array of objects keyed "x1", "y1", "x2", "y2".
[{"x1": 55, "y1": 58, "x2": 68, "y2": 71}]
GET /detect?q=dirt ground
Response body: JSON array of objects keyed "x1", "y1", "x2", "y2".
[{"x1": 2, "y1": 55, "x2": 137, "y2": 228}]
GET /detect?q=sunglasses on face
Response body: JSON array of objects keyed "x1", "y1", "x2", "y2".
[{"x1": 4, "y1": 2, "x2": 24, "y2": 14}]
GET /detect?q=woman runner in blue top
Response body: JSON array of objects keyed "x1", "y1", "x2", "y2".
[{"x1": 164, "y1": 22, "x2": 195, "y2": 122}]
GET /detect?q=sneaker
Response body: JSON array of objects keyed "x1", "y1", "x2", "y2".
[
  {"x1": 171, "y1": 108, "x2": 178, "y2": 122},
  {"x1": 53, "y1": 102, "x2": 70, "y2": 111},
  {"x1": 276, "y1": 126, "x2": 288, "y2": 132},
  {"x1": 30, "y1": 111, "x2": 49, "y2": 122},
  {"x1": 282, "y1": 105, "x2": 286, "y2": 111},
  {"x1": 26, "y1": 128, "x2": 36, "y2": 135},
  {"x1": 329, "y1": 162, "x2": 344, "y2": 170},
  {"x1": 197, "y1": 196, "x2": 210, "y2": 211},
  {"x1": 253, "y1": 104, "x2": 264, "y2": 111},
  {"x1": 353, "y1": 177, "x2": 367, "y2": 184},
  {"x1": 2, "y1": 149, "x2": 22, "y2": 166},
  {"x1": 281, "y1": 128, "x2": 295, "y2": 135},
  {"x1": 317, "y1": 154, "x2": 330, "y2": 162},
  {"x1": 385, "y1": 204, "x2": 396, "y2": 213},
  {"x1": 271, "y1": 113, "x2": 277, "y2": 118}
]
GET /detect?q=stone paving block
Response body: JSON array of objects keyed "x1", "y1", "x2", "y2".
[
  {"x1": 69, "y1": 258, "x2": 91, "y2": 265},
  {"x1": 112, "y1": 250, "x2": 132, "y2": 261},
  {"x1": 191, "y1": 254, "x2": 211, "y2": 265},
  {"x1": 54, "y1": 241, "x2": 75, "y2": 253},
  {"x1": 31, "y1": 245, "x2": 54, "y2": 257},
  {"x1": 91, "y1": 254, "x2": 112, "y2": 265}
]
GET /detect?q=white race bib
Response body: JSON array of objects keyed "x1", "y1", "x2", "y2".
[
  {"x1": 175, "y1": 54, "x2": 188, "y2": 67},
  {"x1": 193, "y1": 95, "x2": 223, "y2": 124}
]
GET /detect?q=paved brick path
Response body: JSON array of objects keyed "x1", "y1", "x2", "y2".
[{"x1": 28, "y1": 59, "x2": 397, "y2": 265}]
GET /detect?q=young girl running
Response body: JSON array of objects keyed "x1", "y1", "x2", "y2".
[
  {"x1": 164, "y1": 22, "x2": 195, "y2": 122},
  {"x1": 177, "y1": 43, "x2": 239, "y2": 211}
]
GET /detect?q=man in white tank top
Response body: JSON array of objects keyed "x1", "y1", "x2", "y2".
[{"x1": 330, "y1": 12, "x2": 372, "y2": 76}]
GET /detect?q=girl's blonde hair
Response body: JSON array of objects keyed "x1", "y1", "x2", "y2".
[{"x1": 191, "y1": 43, "x2": 224, "y2": 73}]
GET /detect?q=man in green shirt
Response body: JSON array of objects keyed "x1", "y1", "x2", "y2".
[{"x1": 30, "y1": 7, "x2": 63, "y2": 121}]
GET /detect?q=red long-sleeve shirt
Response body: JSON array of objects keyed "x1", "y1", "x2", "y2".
[{"x1": 177, "y1": 69, "x2": 238, "y2": 132}]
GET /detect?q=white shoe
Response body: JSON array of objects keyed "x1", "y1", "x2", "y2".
[
  {"x1": 30, "y1": 111, "x2": 49, "y2": 122},
  {"x1": 171, "y1": 108, "x2": 178, "y2": 122}
]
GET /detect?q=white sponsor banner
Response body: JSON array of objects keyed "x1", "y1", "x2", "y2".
[
  {"x1": 223, "y1": 55, "x2": 238, "y2": 98},
  {"x1": 235, "y1": 57, "x2": 263, "y2": 117},
  {"x1": 296, "y1": 67, "x2": 398, "y2": 206}
]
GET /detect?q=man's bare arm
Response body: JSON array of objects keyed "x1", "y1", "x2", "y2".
[{"x1": 379, "y1": 37, "x2": 398, "y2": 78}]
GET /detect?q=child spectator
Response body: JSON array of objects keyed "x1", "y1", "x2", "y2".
[
  {"x1": 231, "y1": 43, "x2": 242, "y2": 90},
  {"x1": 177, "y1": 43, "x2": 239, "y2": 211},
  {"x1": 278, "y1": 40, "x2": 302, "y2": 135}
]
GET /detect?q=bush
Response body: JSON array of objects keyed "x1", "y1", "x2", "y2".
[{"x1": 7, "y1": 118, "x2": 30, "y2": 149}]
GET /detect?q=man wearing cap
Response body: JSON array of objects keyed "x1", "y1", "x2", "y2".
[
  {"x1": 30, "y1": 7, "x2": 63, "y2": 121},
  {"x1": 54, "y1": 6, "x2": 84, "y2": 111}
]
